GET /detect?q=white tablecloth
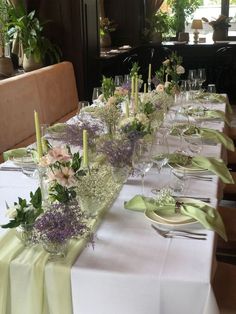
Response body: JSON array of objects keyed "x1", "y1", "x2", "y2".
[{"x1": 0, "y1": 100, "x2": 228, "y2": 314}]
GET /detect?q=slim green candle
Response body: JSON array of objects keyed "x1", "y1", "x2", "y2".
[
  {"x1": 131, "y1": 76, "x2": 135, "y2": 98},
  {"x1": 144, "y1": 83, "x2": 147, "y2": 94},
  {"x1": 34, "y1": 110, "x2": 43, "y2": 160},
  {"x1": 148, "y1": 63, "x2": 152, "y2": 81},
  {"x1": 83, "y1": 129, "x2": 88, "y2": 167}
]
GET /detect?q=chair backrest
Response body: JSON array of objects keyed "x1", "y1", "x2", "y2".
[{"x1": 0, "y1": 61, "x2": 78, "y2": 157}]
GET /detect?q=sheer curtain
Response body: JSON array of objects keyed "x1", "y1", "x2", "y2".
[{"x1": 146, "y1": 0, "x2": 164, "y2": 18}]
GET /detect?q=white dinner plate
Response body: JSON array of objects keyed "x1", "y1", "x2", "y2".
[
  {"x1": 169, "y1": 163, "x2": 208, "y2": 174},
  {"x1": 145, "y1": 210, "x2": 198, "y2": 228},
  {"x1": 12, "y1": 155, "x2": 36, "y2": 168}
]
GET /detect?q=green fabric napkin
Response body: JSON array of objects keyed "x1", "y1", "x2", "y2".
[
  {"x1": 166, "y1": 153, "x2": 234, "y2": 184},
  {"x1": 192, "y1": 156, "x2": 234, "y2": 183},
  {"x1": 171, "y1": 124, "x2": 235, "y2": 151},
  {"x1": 3, "y1": 147, "x2": 28, "y2": 161},
  {"x1": 200, "y1": 127, "x2": 234, "y2": 151},
  {"x1": 193, "y1": 92, "x2": 232, "y2": 114},
  {"x1": 47, "y1": 123, "x2": 66, "y2": 133},
  {"x1": 186, "y1": 107, "x2": 230, "y2": 125},
  {"x1": 124, "y1": 194, "x2": 227, "y2": 241}
]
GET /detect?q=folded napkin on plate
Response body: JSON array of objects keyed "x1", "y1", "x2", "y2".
[
  {"x1": 47, "y1": 123, "x2": 66, "y2": 133},
  {"x1": 171, "y1": 124, "x2": 234, "y2": 151},
  {"x1": 3, "y1": 147, "x2": 28, "y2": 161},
  {"x1": 193, "y1": 92, "x2": 232, "y2": 114},
  {"x1": 186, "y1": 107, "x2": 230, "y2": 125},
  {"x1": 200, "y1": 127, "x2": 234, "y2": 151},
  {"x1": 166, "y1": 153, "x2": 234, "y2": 184},
  {"x1": 124, "y1": 194, "x2": 227, "y2": 240}
]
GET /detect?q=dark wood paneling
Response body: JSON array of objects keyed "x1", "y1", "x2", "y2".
[{"x1": 104, "y1": 0, "x2": 145, "y2": 46}]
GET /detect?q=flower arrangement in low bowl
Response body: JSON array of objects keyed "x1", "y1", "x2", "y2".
[
  {"x1": 1, "y1": 188, "x2": 43, "y2": 246},
  {"x1": 32, "y1": 200, "x2": 91, "y2": 259},
  {"x1": 98, "y1": 137, "x2": 133, "y2": 184},
  {"x1": 118, "y1": 113, "x2": 152, "y2": 142}
]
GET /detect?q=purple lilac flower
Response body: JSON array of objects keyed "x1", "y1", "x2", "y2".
[
  {"x1": 98, "y1": 139, "x2": 133, "y2": 167},
  {"x1": 34, "y1": 201, "x2": 90, "y2": 243},
  {"x1": 47, "y1": 122, "x2": 102, "y2": 147}
]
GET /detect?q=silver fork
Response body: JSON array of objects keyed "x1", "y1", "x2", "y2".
[{"x1": 151, "y1": 224, "x2": 207, "y2": 240}]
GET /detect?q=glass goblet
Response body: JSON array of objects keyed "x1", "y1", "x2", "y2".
[{"x1": 132, "y1": 140, "x2": 153, "y2": 195}]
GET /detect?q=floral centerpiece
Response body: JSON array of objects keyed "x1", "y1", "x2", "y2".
[
  {"x1": 119, "y1": 113, "x2": 151, "y2": 141},
  {"x1": 140, "y1": 90, "x2": 174, "y2": 128},
  {"x1": 98, "y1": 138, "x2": 133, "y2": 183},
  {"x1": 153, "y1": 51, "x2": 185, "y2": 95},
  {"x1": 2, "y1": 188, "x2": 42, "y2": 229},
  {"x1": 96, "y1": 96, "x2": 122, "y2": 136},
  {"x1": 39, "y1": 145, "x2": 85, "y2": 204},
  {"x1": 32, "y1": 200, "x2": 92, "y2": 258},
  {"x1": 1, "y1": 188, "x2": 42, "y2": 246}
]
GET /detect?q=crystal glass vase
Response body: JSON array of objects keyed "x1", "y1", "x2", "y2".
[
  {"x1": 16, "y1": 223, "x2": 34, "y2": 247},
  {"x1": 111, "y1": 165, "x2": 130, "y2": 184},
  {"x1": 42, "y1": 238, "x2": 69, "y2": 260}
]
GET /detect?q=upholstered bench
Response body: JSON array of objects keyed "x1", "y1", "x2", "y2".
[{"x1": 0, "y1": 61, "x2": 78, "y2": 162}]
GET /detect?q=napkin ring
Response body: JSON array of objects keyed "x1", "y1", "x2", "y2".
[{"x1": 175, "y1": 201, "x2": 183, "y2": 214}]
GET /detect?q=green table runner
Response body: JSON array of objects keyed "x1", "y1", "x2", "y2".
[{"x1": 0, "y1": 183, "x2": 122, "y2": 314}]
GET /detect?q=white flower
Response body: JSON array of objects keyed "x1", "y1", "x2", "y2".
[
  {"x1": 119, "y1": 117, "x2": 135, "y2": 128},
  {"x1": 163, "y1": 59, "x2": 170, "y2": 66},
  {"x1": 176, "y1": 65, "x2": 185, "y2": 75},
  {"x1": 164, "y1": 81, "x2": 171, "y2": 88},
  {"x1": 107, "y1": 96, "x2": 117, "y2": 106},
  {"x1": 156, "y1": 84, "x2": 165, "y2": 92},
  {"x1": 48, "y1": 166, "x2": 76, "y2": 188},
  {"x1": 40, "y1": 146, "x2": 72, "y2": 166},
  {"x1": 136, "y1": 113, "x2": 149, "y2": 125},
  {"x1": 5, "y1": 206, "x2": 17, "y2": 219}
]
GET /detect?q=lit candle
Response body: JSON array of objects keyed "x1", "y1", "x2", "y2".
[
  {"x1": 83, "y1": 129, "x2": 88, "y2": 167},
  {"x1": 131, "y1": 76, "x2": 134, "y2": 98},
  {"x1": 34, "y1": 110, "x2": 43, "y2": 160},
  {"x1": 148, "y1": 64, "x2": 152, "y2": 81},
  {"x1": 144, "y1": 83, "x2": 147, "y2": 94}
]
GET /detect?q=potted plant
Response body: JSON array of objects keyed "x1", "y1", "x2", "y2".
[
  {"x1": 144, "y1": 11, "x2": 174, "y2": 43},
  {"x1": 0, "y1": 0, "x2": 14, "y2": 77},
  {"x1": 167, "y1": 0, "x2": 201, "y2": 37},
  {"x1": 7, "y1": 1, "x2": 61, "y2": 72},
  {"x1": 202, "y1": 15, "x2": 231, "y2": 42},
  {"x1": 100, "y1": 17, "x2": 117, "y2": 48}
]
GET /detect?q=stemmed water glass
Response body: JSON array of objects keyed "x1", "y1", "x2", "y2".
[
  {"x1": 92, "y1": 87, "x2": 102, "y2": 103},
  {"x1": 132, "y1": 140, "x2": 153, "y2": 195},
  {"x1": 188, "y1": 69, "x2": 197, "y2": 90},
  {"x1": 197, "y1": 68, "x2": 206, "y2": 89},
  {"x1": 114, "y1": 75, "x2": 123, "y2": 87}
]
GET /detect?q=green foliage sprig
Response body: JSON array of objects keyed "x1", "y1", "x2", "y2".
[
  {"x1": 102, "y1": 76, "x2": 115, "y2": 101},
  {"x1": 1, "y1": 188, "x2": 43, "y2": 229}
]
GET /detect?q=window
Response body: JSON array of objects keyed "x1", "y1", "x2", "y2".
[{"x1": 160, "y1": 0, "x2": 234, "y2": 42}]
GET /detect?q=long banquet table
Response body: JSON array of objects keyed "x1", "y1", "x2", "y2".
[{"x1": 0, "y1": 99, "x2": 228, "y2": 314}]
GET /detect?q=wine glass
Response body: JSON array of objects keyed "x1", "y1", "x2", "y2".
[
  {"x1": 92, "y1": 87, "x2": 102, "y2": 103},
  {"x1": 188, "y1": 69, "x2": 197, "y2": 90},
  {"x1": 78, "y1": 101, "x2": 89, "y2": 120},
  {"x1": 114, "y1": 75, "x2": 123, "y2": 87},
  {"x1": 197, "y1": 68, "x2": 206, "y2": 89},
  {"x1": 132, "y1": 140, "x2": 153, "y2": 195}
]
